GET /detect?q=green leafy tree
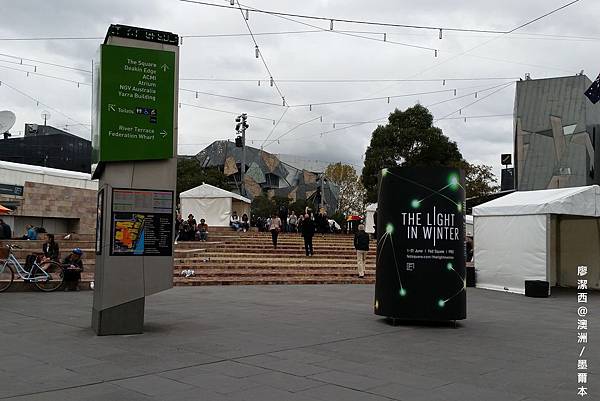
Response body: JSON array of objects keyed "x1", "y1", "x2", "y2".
[
  {"x1": 325, "y1": 162, "x2": 366, "y2": 216},
  {"x1": 176, "y1": 157, "x2": 228, "y2": 197},
  {"x1": 361, "y1": 105, "x2": 464, "y2": 203},
  {"x1": 463, "y1": 162, "x2": 499, "y2": 198},
  {"x1": 251, "y1": 194, "x2": 275, "y2": 218},
  {"x1": 289, "y1": 199, "x2": 311, "y2": 216}
]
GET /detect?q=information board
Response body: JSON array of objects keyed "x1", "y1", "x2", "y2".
[
  {"x1": 0, "y1": 184, "x2": 24, "y2": 196},
  {"x1": 374, "y1": 167, "x2": 466, "y2": 321},
  {"x1": 98, "y1": 45, "x2": 175, "y2": 161},
  {"x1": 110, "y1": 188, "x2": 173, "y2": 256}
]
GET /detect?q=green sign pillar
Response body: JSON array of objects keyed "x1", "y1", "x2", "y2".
[
  {"x1": 92, "y1": 25, "x2": 179, "y2": 336},
  {"x1": 94, "y1": 45, "x2": 175, "y2": 162}
]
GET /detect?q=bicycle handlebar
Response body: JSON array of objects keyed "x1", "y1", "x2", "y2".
[{"x1": 7, "y1": 244, "x2": 22, "y2": 249}]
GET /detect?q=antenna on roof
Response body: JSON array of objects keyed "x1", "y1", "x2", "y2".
[{"x1": 0, "y1": 110, "x2": 16, "y2": 140}]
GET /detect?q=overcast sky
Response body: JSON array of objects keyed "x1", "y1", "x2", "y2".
[{"x1": 0, "y1": 0, "x2": 598, "y2": 178}]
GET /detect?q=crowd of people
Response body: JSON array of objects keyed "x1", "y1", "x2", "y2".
[{"x1": 175, "y1": 214, "x2": 210, "y2": 243}]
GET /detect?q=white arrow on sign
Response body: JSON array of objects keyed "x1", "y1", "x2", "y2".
[
  {"x1": 160, "y1": 130, "x2": 168, "y2": 138},
  {"x1": 108, "y1": 104, "x2": 116, "y2": 112},
  {"x1": 161, "y1": 64, "x2": 169, "y2": 72}
]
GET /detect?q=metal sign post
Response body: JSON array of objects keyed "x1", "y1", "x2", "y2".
[{"x1": 91, "y1": 25, "x2": 179, "y2": 335}]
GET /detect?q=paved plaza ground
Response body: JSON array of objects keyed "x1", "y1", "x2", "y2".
[{"x1": 0, "y1": 285, "x2": 596, "y2": 401}]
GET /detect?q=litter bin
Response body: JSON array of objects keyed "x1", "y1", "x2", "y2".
[
  {"x1": 524, "y1": 280, "x2": 549, "y2": 298},
  {"x1": 466, "y1": 263, "x2": 476, "y2": 287}
]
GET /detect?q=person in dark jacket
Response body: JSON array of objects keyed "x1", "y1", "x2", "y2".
[
  {"x1": 62, "y1": 248, "x2": 84, "y2": 291},
  {"x1": 0, "y1": 219, "x2": 10, "y2": 239},
  {"x1": 354, "y1": 224, "x2": 370, "y2": 278},
  {"x1": 301, "y1": 214, "x2": 315, "y2": 256},
  {"x1": 42, "y1": 234, "x2": 60, "y2": 267},
  {"x1": 43, "y1": 234, "x2": 60, "y2": 260}
]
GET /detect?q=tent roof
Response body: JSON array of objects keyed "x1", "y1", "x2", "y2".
[
  {"x1": 473, "y1": 185, "x2": 600, "y2": 217},
  {"x1": 179, "y1": 183, "x2": 251, "y2": 204},
  {"x1": 366, "y1": 203, "x2": 377, "y2": 212}
]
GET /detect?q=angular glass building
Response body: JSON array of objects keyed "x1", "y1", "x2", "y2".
[{"x1": 514, "y1": 75, "x2": 600, "y2": 190}]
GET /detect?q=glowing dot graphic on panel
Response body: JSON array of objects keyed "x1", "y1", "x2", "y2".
[
  {"x1": 457, "y1": 203, "x2": 463, "y2": 212},
  {"x1": 447, "y1": 262, "x2": 453, "y2": 271},
  {"x1": 386, "y1": 223, "x2": 394, "y2": 235},
  {"x1": 411, "y1": 199, "x2": 420, "y2": 209},
  {"x1": 448, "y1": 174, "x2": 459, "y2": 190},
  {"x1": 381, "y1": 168, "x2": 388, "y2": 177},
  {"x1": 438, "y1": 299, "x2": 446, "y2": 308},
  {"x1": 399, "y1": 288, "x2": 407, "y2": 297}
]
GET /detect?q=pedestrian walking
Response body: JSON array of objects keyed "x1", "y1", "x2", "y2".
[
  {"x1": 269, "y1": 213, "x2": 282, "y2": 249},
  {"x1": 354, "y1": 224, "x2": 369, "y2": 278},
  {"x1": 301, "y1": 213, "x2": 315, "y2": 256},
  {"x1": 288, "y1": 211, "x2": 298, "y2": 233}
]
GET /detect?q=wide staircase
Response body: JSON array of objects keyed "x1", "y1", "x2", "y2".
[
  {"x1": 174, "y1": 232, "x2": 376, "y2": 286},
  {"x1": 0, "y1": 231, "x2": 375, "y2": 290}
]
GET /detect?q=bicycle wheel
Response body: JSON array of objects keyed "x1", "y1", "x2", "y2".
[
  {"x1": 34, "y1": 261, "x2": 64, "y2": 292},
  {"x1": 0, "y1": 262, "x2": 14, "y2": 292}
]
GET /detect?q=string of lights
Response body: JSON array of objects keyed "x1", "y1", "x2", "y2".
[
  {"x1": 280, "y1": 82, "x2": 516, "y2": 142},
  {"x1": 0, "y1": 64, "x2": 90, "y2": 87},
  {"x1": 434, "y1": 82, "x2": 514, "y2": 121},
  {"x1": 0, "y1": 58, "x2": 38, "y2": 69},
  {"x1": 2, "y1": 61, "x2": 515, "y2": 111},
  {"x1": 233, "y1": 0, "x2": 286, "y2": 107},
  {"x1": 289, "y1": 88, "x2": 466, "y2": 108},
  {"x1": 179, "y1": 102, "x2": 276, "y2": 121},
  {"x1": 261, "y1": 107, "x2": 289, "y2": 148},
  {"x1": 253, "y1": 1, "x2": 576, "y2": 73},
  {"x1": 263, "y1": 115, "x2": 323, "y2": 148},
  {"x1": 179, "y1": 87, "x2": 282, "y2": 106},
  {"x1": 257, "y1": 7, "x2": 438, "y2": 53},
  {"x1": 179, "y1": 76, "x2": 521, "y2": 83},
  {"x1": 0, "y1": 52, "x2": 91, "y2": 73},
  {"x1": 3, "y1": 30, "x2": 599, "y2": 43},
  {"x1": 0, "y1": 79, "x2": 90, "y2": 134},
  {"x1": 395, "y1": 0, "x2": 581, "y2": 82},
  {"x1": 179, "y1": 0, "x2": 525, "y2": 34}
]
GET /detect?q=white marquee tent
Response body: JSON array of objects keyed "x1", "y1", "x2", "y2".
[
  {"x1": 365, "y1": 203, "x2": 377, "y2": 234},
  {"x1": 473, "y1": 185, "x2": 600, "y2": 294},
  {"x1": 180, "y1": 184, "x2": 251, "y2": 227}
]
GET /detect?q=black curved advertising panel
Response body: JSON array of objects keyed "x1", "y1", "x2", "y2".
[{"x1": 374, "y1": 167, "x2": 466, "y2": 321}]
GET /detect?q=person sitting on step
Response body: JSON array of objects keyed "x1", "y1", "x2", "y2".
[{"x1": 62, "y1": 248, "x2": 84, "y2": 291}]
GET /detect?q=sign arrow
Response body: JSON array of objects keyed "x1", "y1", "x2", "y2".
[
  {"x1": 160, "y1": 130, "x2": 168, "y2": 138},
  {"x1": 108, "y1": 104, "x2": 116, "y2": 112},
  {"x1": 161, "y1": 64, "x2": 169, "y2": 72}
]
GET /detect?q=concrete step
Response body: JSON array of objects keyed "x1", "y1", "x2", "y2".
[
  {"x1": 173, "y1": 276, "x2": 374, "y2": 286},
  {"x1": 0, "y1": 240, "x2": 95, "y2": 250},
  {"x1": 174, "y1": 253, "x2": 375, "y2": 265},
  {"x1": 174, "y1": 258, "x2": 375, "y2": 267},
  {"x1": 173, "y1": 268, "x2": 374, "y2": 277}
]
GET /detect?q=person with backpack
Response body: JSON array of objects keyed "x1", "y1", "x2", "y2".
[{"x1": 354, "y1": 224, "x2": 370, "y2": 278}]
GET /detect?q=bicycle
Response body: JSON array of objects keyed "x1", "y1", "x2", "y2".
[{"x1": 0, "y1": 244, "x2": 64, "y2": 292}]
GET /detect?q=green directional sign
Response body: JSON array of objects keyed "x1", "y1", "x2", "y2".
[{"x1": 97, "y1": 44, "x2": 175, "y2": 161}]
